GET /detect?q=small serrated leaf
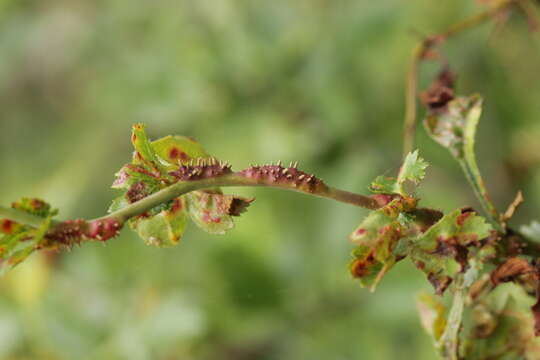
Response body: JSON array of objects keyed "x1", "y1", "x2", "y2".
[
  {"x1": 369, "y1": 151, "x2": 428, "y2": 196},
  {"x1": 397, "y1": 150, "x2": 428, "y2": 186}
]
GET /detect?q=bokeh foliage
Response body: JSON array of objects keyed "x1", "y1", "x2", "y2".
[{"x1": 1, "y1": 0, "x2": 540, "y2": 359}]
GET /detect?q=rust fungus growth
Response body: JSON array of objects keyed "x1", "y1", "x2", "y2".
[
  {"x1": 169, "y1": 157, "x2": 232, "y2": 181},
  {"x1": 44, "y1": 219, "x2": 88, "y2": 247},
  {"x1": 351, "y1": 254, "x2": 375, "y2": 278},
  {"x1": 87, "y1": 218, "x2": 121, "y2": 241},
  {"x1": 239, "y1": 163, "x2": 328, "y2": 193},
  {"x1": 0, "y1": 219, "x2": 15, "y2": 234}
]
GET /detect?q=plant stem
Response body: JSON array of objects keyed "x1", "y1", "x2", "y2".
[
  {"x1": 402, "y1": 43, "x2": 423, "y2": 157},
  {"x1": 402, "y1": 0, "x2": 517, "y2": 157},
  {"x1": 459, "y1": 159, "x2": 502, "y2": 232},
  {"x1": 0, "y1": 205, "x2": 46, "y2": 227},
  {"x1": 439, "y1": 275, "x2": 465, "y2": 360},
  {"x1": 97, "y1": 173, "x2": 380, "y2": 224}
]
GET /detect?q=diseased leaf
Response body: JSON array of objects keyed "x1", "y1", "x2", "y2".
[
  {"x1": 424, "y1": 95, "x2": 500, "y2": 228},
  {"x1": 129, "y1": 198, "x2": 188, "y2": 247},
  {"x1": 410, "y1": 209, "x2": 492, "y2": 294},
  {"x1": 461, "y1": 284, "x2": 540, "y2": 359},
  {"x1": 111, "y1": 124, "x2": 253, "y2": 245},
  {"x1": 349, "y1": 198, "x2": 415, "y2": 291},
  {"x1": 0, "y1": 198, "x2": 57, "y2": 274},
  {"x1": 12, "y1": 198, "x2": 57, "y2": 218},
  {"x1": 186, "y1": 191, "x2": 254, "y2": 235},
  {"x1": 150, "y1": 135, "x2": 210, "y2": 170},
  {"x1": 424, "y1": 96, "x2": 477, "y2": 159}
]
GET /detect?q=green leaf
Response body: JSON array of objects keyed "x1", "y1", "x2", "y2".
[
  {"x1": 410, "y1": 209, "x2": 492, "y2": 294},
  {"x1": 369, "y1": 150, "x2": 428, "y2": 195},
  {"x1": 186, "y1": 190, "x2": 253, "y2": 235},
  {"x1": 349, "y1": 198, "x2": 414, "y2": 291},
  {"x1": 131, "y1": 123, "x2": 161, "y2": 170},
  {"x1": 129, "y1": 198, "x2": 188, "y2": 247},
  {"x1": 397, "y1": 150, "x2": 428, "y2": 186}
]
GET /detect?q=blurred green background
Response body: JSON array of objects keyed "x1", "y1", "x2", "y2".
[{"x1": 1, "y1": 0, "x2": 540, "y2": 359}]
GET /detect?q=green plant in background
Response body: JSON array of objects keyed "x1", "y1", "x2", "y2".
[{"x1": 2, "y1": 0, "x2": 540, "y2": 359}]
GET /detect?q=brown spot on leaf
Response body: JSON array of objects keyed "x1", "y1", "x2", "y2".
[
  {"x1": 30, "y1": 198, "x2": 46, "y2": 211},
  {"x1": 169, "y1": 147, "x2": 190, "y2": 161},
  {"x1": 456, "y1": 211, "x2": 473, "y2": 226},
  {"x1": 355, "y1": 228, "x2": 367, "y2": 236},
  {"x1": 170, "y1": 198, "x2": 184, "y2": 213},
  {"x1": 351, "y1": 253, "x2": 375, "y2": 278},
  {"x1": 1, "y1": 219, "x2": 15, "y2": 234}
]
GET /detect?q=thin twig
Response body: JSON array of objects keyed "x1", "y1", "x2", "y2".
[
  {"x1": 1, "y1": 172, "x2": 380, "y2": 229},
  {"x1": 402, "y1": 0, "x2": 517, "y2": 157}
]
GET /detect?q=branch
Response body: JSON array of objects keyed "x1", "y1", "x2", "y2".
[
  {"x1": 1, "y1": 170, "x2": 381, "y2": 239},
  {"x1": 402, "y1": 0, "x2": 517, "y2": 156},
  {"x1": 97, "y1": 172, "x2": 381, "y2": 225}
]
